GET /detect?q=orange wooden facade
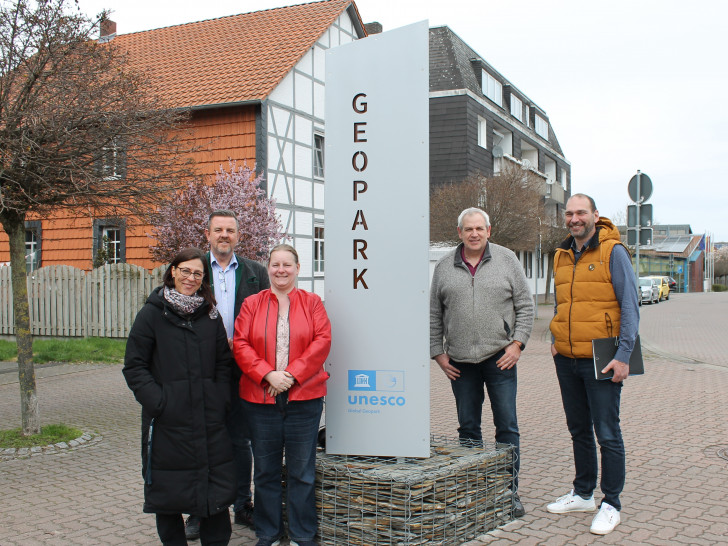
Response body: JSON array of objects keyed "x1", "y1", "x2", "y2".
[{"x1": 0, "y1": 106, "x2": 258, "y2": 271}]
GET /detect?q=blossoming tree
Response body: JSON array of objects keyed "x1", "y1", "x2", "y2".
[{"x1": 149, "y1": 161, "x2": 284, "y2": 263}]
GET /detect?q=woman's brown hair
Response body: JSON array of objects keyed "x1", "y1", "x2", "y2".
[{"x1": 162, "y1": 247, "x2": 216, "y2": 307}]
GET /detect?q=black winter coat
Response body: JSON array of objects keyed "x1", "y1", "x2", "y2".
[{"x1": 123, "y1": 287, "x2": 236, "y2": 516}]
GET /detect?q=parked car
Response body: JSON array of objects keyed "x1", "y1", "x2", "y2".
[
  {"x1": 639, "y1": 277, "x2": 660, "y2": 305},
  {"x1": 666, "y1": 276, "x2": 678, "y2": 292},
  {"x1": 647, "y1": 275, "x2": 670, "y2": 301}
]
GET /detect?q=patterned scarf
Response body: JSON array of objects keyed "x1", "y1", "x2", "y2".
[{"x1": 163, "y1": 286, "x2": 219, "y2": 319}]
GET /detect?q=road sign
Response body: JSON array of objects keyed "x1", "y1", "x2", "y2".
[
  {"x1": 627, "y1": 204, "x2": 653, "y2": 228},
  {"x1": 627, "y1": 227, "x2": 653, "y2": 246},
  {"x1": 628, "y1": 172, "x2": 653, "y2": 203}
]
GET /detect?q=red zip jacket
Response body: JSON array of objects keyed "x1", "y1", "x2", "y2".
[{"x1": 233, "y1": 288, "x2": 331, "y2": 404}]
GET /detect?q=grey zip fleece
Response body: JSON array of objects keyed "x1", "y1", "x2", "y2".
[{"x1": 430, "y1": 242, "x2": 534, "y2": 363}]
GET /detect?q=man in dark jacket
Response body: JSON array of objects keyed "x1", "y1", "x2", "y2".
[{"x1": 185, "y1": 210, "x2": 269, "y2": 540}]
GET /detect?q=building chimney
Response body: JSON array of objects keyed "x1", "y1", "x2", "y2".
[
  {"x1": 364, "y1": 22, "x2": 383, "y2": 35},
  {"x1": 100, "y1": 19, "x2": 117, "y2": 40}
]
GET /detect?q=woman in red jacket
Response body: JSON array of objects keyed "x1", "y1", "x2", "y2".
[{"x1": 233, "y1": 244, "x2": 331, "y2": 546}]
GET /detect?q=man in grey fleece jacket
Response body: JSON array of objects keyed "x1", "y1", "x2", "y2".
[{"x1": 430, "y1": 207, "x2": 534, "y2": 517}]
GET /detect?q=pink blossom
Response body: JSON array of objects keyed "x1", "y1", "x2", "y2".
[{"x1": 149, "y1": 161, "x2": 284, "y2": 263}]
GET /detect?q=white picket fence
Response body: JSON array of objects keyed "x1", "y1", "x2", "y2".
[{"x1": 0, "y1": 263, "x2": 166, "y2": 338}]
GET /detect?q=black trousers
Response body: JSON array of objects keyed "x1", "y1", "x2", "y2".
[{"x1": 155, "y1": 511, "x2": 231, "y2": 545}]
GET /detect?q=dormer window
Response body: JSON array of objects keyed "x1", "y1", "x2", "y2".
[
  {"x1": 482, "y1": 70, "x2": 502, "y2": 107},
  {"x1": 535, "y1": 115, "x2": 548, "y2": 139},
  {"x1": 510, "y1": 95, "x2": 524, "y2": 122}
]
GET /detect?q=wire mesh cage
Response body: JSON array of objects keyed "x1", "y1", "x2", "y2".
[{"x1": 315, "y1": 435, "x2": 515, "y2": 545}]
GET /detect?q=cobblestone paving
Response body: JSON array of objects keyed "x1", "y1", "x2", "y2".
[{"x1": 1, "y1": 292, "x2": 726, "y2": 545}]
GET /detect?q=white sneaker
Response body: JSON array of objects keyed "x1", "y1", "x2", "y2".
[
  {"x1": 590, "y1": 502, "x2": 620, "y2": 535},
  {"x1": 546, "y1": 489, "x2": 596, "y2": 513}
]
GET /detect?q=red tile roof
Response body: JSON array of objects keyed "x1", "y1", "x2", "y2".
[{"x1": 114, "y1": 0, "x2": 363, "y2": 108}]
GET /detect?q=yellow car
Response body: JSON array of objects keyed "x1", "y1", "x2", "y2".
[{"x1": 647, "y1": 275, "x2": 670, "y2": 301}]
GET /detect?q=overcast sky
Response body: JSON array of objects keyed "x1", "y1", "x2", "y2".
[{"x1": 77, "y1": 0, "x2": 728, "y2": 240}]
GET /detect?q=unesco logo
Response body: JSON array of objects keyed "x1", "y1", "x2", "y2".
[{"x1": 347, "y1": 370, "x2": 406, "y2": 407}]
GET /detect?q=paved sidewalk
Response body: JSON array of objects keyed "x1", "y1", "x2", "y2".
[{"x1": 1, "y1": 292, "x2": 727, "y2": 544}]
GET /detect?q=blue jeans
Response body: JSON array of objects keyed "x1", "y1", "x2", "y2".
[
  {"x1": 243, "y1": 397, "x2": 323, "y2": 543},
  {"x1": 553, "y1": 353, "x2": 625, "y2": 510},
  {"x1": 450, "y1": 351, "x2": 520, "y2": 488},
  {"x1": 226, "y1": 396, "x2": 253, "y2": 511}
]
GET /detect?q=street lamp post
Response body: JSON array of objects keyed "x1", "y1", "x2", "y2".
[{"x1": 534, "y1": 218, "x2": 542, "y2": 319}]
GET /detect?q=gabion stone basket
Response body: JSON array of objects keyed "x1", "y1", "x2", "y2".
[{"x1": 315, "y1": 436, "x2": 515, "y2": 545}]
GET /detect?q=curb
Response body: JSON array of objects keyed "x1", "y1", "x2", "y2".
[{"x1": 0, "y1": 431, "x2": 101, "y2": 461}]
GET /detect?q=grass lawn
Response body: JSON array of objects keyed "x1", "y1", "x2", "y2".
[
  {"x1": 0, "y1": 424, "x2": 84, "y2": 449},
  {"x1": 0, "y1": 337, "x2": 126, "y2": 364}
]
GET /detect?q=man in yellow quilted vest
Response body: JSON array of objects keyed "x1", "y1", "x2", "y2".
[{"x1": 546, "y1": 194, "x2": 639, "y2": 536}]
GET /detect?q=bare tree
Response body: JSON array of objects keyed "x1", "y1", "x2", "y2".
[
  {"x1": 482, "y1": 165, "x2": 543, "y2": 250},
  {"x1": 539, "y1": 221, "x2": 569, "y2": 303},
  {"x1": 610, "y1": 207, "x2": 627, "y2": 227},
  {"x1": 0, "y1": 0, "x2": 195, "y2": 434},
  {"x1": 430, "y1": 177, "x2": 483, "y2": 244},
  {"x1": 430, "y1": 164, "x2": 544, "y2": 249},
  {"x1": 714, "y1": 246, "x2": 728, "y2": 279}
]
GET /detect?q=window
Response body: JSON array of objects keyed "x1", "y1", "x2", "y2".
[
  {"x1": 522, "y1": 141, "x2": 539, "y2": 170},
  {"x1": 313, "y1": 224, "x2": 324, "y2": 275},
  {"x1": 25, "y1": 221, "x2": 41, "y2": 273},
  {"x1": 494, "y1": 155, "x2": 502, "y2": 175},
  {"x1": 482, "y1": 70, "x2": 502, "y2": 106},
  {"x1": 492, "y1": 127, "x2": 512, "y2": 175},
  {"x1": 99, "y1": 138, "x2": 126, "y2": 180},
  {"x1": 535, "y1": 115, "x2": 549, "y2": 139},
  {"x1": 560, "y1": 168, "x2": 568, "y2": 190},
  {"x1": 510, "y1": 95, "x2": 524, "y2": 122},
  {"x1": 93, "y1": 218, "x2": 126, "y2": 266},
  {"x1": 544, "y1": 157, "x2": 557, "y2": 183},
  {"x1": 477, "y1": 116, "x2": 487, "y2": 148},
  {"x1": 313, "y1": 133, "x2": 325, "y2": 178},
  {"x1": 523, "y1": 251, "x2": 533, "y2": 278},
  {"x1": 102, "y1": 227, "x2": 122, "y2": 264}
]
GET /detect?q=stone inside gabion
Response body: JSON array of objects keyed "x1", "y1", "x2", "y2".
[{"x1": 314, "y1": 436, "x2": 515, "y2": 545}]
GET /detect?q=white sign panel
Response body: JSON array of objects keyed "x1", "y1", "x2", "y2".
[{"x1": 324, "y1": 21, "x2": 430, "y2": 457}]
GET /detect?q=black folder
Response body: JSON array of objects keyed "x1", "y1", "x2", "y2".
[{"x1": 592, "y1": 335, "x2": 644, "y2": 380}]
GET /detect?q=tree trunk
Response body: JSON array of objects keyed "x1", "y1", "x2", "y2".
[{"x1": 1, "y1": 213, "x2": 40, "y2": 435}]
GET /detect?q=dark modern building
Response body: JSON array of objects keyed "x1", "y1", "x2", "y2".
[{"x1": 429, "y1": 26, "x2": 570, "y2": 219}]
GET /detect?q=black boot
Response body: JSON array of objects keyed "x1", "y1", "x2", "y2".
[{"x1": 184, "y1": 515, "x2": 201, "y2": 540}]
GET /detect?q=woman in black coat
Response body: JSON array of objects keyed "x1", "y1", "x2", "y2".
[{"x1": 123, "y1": 247, "x2": 236, "y2": 545}]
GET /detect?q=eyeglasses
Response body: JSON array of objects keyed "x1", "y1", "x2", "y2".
[{"x1": 176, "y1": 267, "x2": 203, "y2": 280}]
